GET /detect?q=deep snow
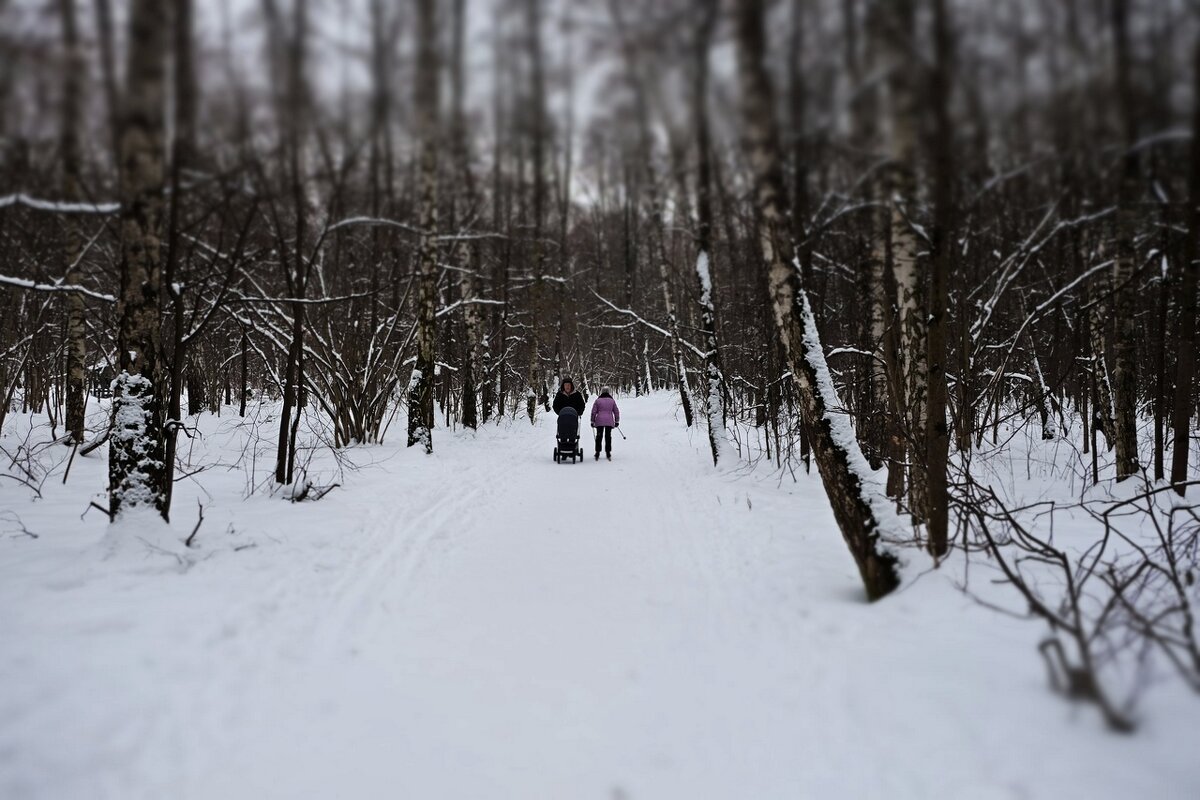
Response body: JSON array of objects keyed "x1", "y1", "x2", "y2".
[{"x1": 1, "y1": 393, "x2": 1198, "y2": 799}]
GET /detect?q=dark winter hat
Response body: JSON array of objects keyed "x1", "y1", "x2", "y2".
[{"x1": 561, "y1": 376, "x2": 575, "y2": 389}]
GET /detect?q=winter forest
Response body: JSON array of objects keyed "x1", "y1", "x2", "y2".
[{"x1": 2, "y1": 0, "x2": 1200, "y2": 796}]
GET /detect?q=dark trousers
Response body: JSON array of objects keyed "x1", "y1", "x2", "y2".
[{"x1": 594, "y1": 426, "x2": 613, "y2": 455}]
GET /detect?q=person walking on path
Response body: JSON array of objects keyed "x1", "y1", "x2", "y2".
[
  {"x1": 590, "y1": 387, "x2": 620, "y2": 460},
  {"x1": 552, "y1": 377, "x2": 585, "y2": 416}
]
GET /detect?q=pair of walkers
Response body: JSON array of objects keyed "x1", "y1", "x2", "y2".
[{"x1": 552, "y1": 377, "x2": 620, "y2": 460}]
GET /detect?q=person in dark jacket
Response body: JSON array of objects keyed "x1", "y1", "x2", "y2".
[
  {"x1": 589, "y1": 386, "x2": 620, "y2": 460},
  {"x1": 552, "y1": 377, "x2": 585, "y2": 416}
]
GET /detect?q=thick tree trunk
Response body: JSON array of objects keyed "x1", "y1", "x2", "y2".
[
  {"x1": 407, "y1": 0, "x2": 439, "y2": 452},
  {"x1": 734, "y1": 0, "x2": 900, "y2": 600},
  {"x1": 109, "y1": 0, "x2": 168, "y2": 520}
]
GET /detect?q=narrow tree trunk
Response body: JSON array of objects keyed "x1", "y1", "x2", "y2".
[
  {"x1": 59, "y1": 0, "x2": 87, "y2": 444},
  {"x1": 109, "y1": 0, "x2": 169, "y2": 520},
  {"x1": 162, "y1": 0, "x2": 197, "y2": 510},
  {"x1": 238, "y1": 326, "x2": 248, "y2": 417},
  {"x1": 863, "y1": 0, "x2": 906, "y2": 487},
  {"x1": 407, "y1": 0, "x2": 439, "y2": 452},
  {"x1": 1089, "y1": 283, "x2": 1117, "y2": 451},
  {"x1": 692, "y1": 0, "x2": 724, "y2": 465},
  {"x1": 924, "y1": 0, "x2": 954, "y2": 557},
  {"x1": 1153, "y1": 236, "x2": 1168, "y2": 481},
  {"x1": 451, "y1": 0, "x2": 481, "y2": 431},
  {"x1": 272, "y1": 0, "x2": 309, "y2": 485},
  {"x1": 524, "y1": 0, "x2": 547, "y2": 423},
  {"x1": 734, "y1": 0, "x2": 900, "y2": 600},
  {"x1": 93, "y1": 0, "x2": 122, "y2": 173},
  {"x1": 1171, "y1": 33, "x2": 1200, "y2": 493},
  {"x1": 1111, "y1": 0, "x2": 1140, "y2": 479},
  {"x1": 879, "y1": 0, "x2": 925, "y2": 516},
  {"x1": 1031, "y1": 343, "x2": 1057, "y2": 439}
]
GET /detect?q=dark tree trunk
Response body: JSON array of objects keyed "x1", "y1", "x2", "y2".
[
  {"x1": 693, "y1": 0, "x2": 725, "y2": 465},
  {"x1": 1171, "y1": 34, "x2": 1200, "y2": 493},
  {"x1": 1111, "y1": 0, "x2": 1140, "y2": 479},
  {"x1": 407, "y1": 0, "x2": 439, "y2": 452},
  {"x1": 59, "y1": 0, "x2": 86, "y2": 444},
  {"x1": 924, "y1": 0, "x2": 955, "y2": 557},
  {"x1": 109, "y1": 0, "x2": 169, "y2": 520}
]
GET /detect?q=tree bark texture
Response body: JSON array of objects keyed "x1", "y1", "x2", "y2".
[
  {"x1": 1171, "y1": 33, "x2": 1200, "y2": 493},
  {"x1": 1111, "y1": 0, "x2": 1140, "y2": 479},
  {"x1": 734, "y1": 0, "x2": 900, "y2": 600},
  {"x1": 109, "y1": 0, "x2": 169, "y2": 519},
  {"x1": 59, "y1": 0, "x2": 87, "y2": 444},
  {"x1": 407, "y1": 0, "x2": 439, "y2": 453}
]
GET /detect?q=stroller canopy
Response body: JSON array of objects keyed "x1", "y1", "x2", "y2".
[{"x1": 557, "y1": 406, "x2": 580, "y2": 438}]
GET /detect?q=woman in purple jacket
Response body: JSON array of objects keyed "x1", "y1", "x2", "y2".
[{"x1": 589, "y1": 387, "x2": 620, "y2": 460}]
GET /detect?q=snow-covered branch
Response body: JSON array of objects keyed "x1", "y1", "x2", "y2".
[
  {"x1": 435, "y1": 298, "x2": 506, "y2": 318},
  {"x1": 590, "y1": 290, "x2": 708, "y2": 360},
  {"x1": 0, "y1": 275, "x2": 115, "y2": 303},
  {"x1": 0, "y1": 193, "x2": 119, "y2": 214}
]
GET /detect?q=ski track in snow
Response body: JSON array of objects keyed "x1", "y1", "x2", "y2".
[{"x1": 1, "y1": 393, "x2": 1198, "y2": 799}]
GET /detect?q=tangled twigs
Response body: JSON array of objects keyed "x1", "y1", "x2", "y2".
[
  {"x1": 957, "y1": 468, "x2": 1200, "y2": 730},
  {"x1": 961, "y1": 480, "x2": 1137, "y2": 731}
]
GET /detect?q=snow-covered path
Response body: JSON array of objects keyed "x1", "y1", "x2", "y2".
[{"x1": 2, "y1": 393, "x2": 1197, "y2": 799}]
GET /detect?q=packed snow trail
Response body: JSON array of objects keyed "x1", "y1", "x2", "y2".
[{"x1": 1, "y1": 393, "x2": 1197, "y2": 799}]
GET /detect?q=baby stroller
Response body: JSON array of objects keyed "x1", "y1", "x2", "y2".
[{"x1": 554, "y1": 407, "x2": 585, "y2": 464}]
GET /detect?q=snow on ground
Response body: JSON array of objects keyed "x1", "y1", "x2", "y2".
[{"x1": 1, "y1": 392, "x2": 1198, "y2": 799}]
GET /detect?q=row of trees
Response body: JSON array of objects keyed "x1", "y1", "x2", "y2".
[{"x1": 1, "y1": 0, "x2": 1198, "y2": 600}]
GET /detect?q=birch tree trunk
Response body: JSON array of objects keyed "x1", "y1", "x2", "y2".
[
  {"x1": 407, "y1": 0, "x2": 439, "y2": 452},
  {"x1": 734, "y1": 0, "x2": 900, "y2": 600},
  {"x1": 109, "y1": 0, "x2": 168, "y2": 519},
  {"x1": 885, "y1": 0, "x2": 929, "y2": 525},
  {"x1": 59, "y1": 0, "x2": 86, "y2": 444},
  {"x1": 859, "y1": 1, "x2": 901, "y2": 479}
]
